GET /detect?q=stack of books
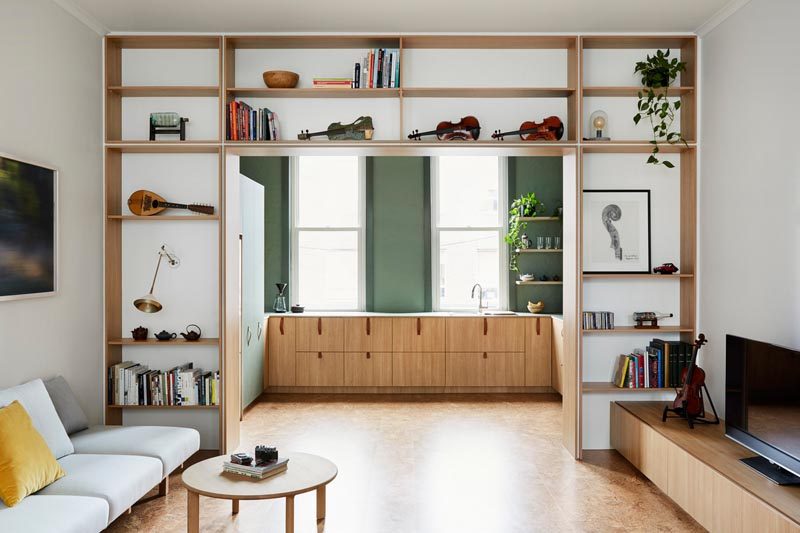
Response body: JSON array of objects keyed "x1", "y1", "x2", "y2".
[
  {"x1": 353, "y1": 48, "x2": 400, "y2": 89},
  {"x1": 223, "y1": 457, "x2": 289, "y2": 480},
  {"x1": 107, "y1": 362, "x2": 219, "y2": 406},
  {"x1": 312, "y1": 77, "x2": 353, "y2": 89},
  {"x1": 227, "y1": 101, "x2": 279, "y2": 141},
  {"x1": 583, "y1": 311, "x2": 615, "y2": 330},
  {"x1": 613, "y1": 339, "x2": 696, "y2": 389}
]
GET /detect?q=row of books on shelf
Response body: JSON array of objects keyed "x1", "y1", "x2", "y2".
[
  {"x1": 352, "y1": 48, "x2": 400, "y2": 89},
  {"x1": 612, "y1": 339, "x2": 695, "y2": 389},
  {"x1": 107, "y1": 361, "x2": 219, "y2": 406},
  {"x1": 227, "y1": 101, "x2": 280, "y2": 141},
  {"x1": 583, "y1": 311, "x2": 614, "y2": 330}
]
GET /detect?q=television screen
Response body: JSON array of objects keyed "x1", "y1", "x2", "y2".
[
  {"x1": 726, "y1": 335, "x2": 800, "y2": 481},
  {"x1": 0, "y1": 154, "x2": 57, "y2": 300}
]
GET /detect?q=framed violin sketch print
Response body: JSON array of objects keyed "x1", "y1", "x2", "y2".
[{"x1": 582, "y1": 190, "x2": 651, "y2": 274}]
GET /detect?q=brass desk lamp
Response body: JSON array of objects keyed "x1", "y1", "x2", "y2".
[{"x1": 134, "y1": 244, "x2": 180, "y2": 313}]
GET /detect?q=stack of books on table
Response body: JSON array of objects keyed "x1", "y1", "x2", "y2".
[
  {"x1": 313, "y1": 77, "x2": 353, "y2": 89},
  {"x1": 222, "y1": 457, "x2": 289, "y2": 480}
]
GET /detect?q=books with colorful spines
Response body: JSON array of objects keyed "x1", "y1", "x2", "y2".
[
  {"x1": 613, "y1": 354, "x2": 629, "y2": 388},
  {"x1": 223, "y1": 457, "x2": 290, "y2": 479}
]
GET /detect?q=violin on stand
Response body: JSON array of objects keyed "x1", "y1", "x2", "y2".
[
  {"x1": 662, "y1": 333, "x2": 720, "y2": 429},
  {"x1": 407, "y1": 116, "x2": 481, "y2": 141},
  {"x1": 297, "y1": 116, "x2": 374, "y2": 141},
  {"x1": 492, "y1": 116, "x2": 564, "y2": 141}
]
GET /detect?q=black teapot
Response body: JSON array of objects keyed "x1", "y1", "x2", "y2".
[
  {"x1": 155, "y1": 330, "x2": 177, "y2": 341},
  {"x1": 131, "y1": 326, "x2": 148, "y2": 341},
  {"x1": 181, "y1": 324, "x2": 202, "y2": 341}
]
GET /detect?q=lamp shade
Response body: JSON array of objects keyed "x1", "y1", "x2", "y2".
[{"x1": 133, "y1": 293, "x2": 162, "y2": 313}]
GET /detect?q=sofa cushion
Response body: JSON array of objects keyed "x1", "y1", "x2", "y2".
[
  {"x1": 0, "y1": 379, "x2": 74, "y2": 459},
  {"x1": 70, "y1": 425, "x2": 200, "y2": 477},
  {"x1": 0, "y1": 401, "x2": 65, "y2": 507},
  {"x1": 0, "y1": 495, "x2": 108, "y2": 533},
  {"x1": 44, "y1": 376, "x2": 89, "y2": 435},
  {"x1": 37, "y1": 454, "x2": 162, "y2": 524}
]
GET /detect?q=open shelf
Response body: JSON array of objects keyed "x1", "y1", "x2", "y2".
[
  {"x1": 108, "y1": 338, "x2": 220, "y2": 345},
  {"x1": 106, "y1": 35, "x2": 221, "y2": 49},
  {"x1": 582, "y1": 382, "x2": 674, "y2": 393},
  {"x1": 581, "y1": 36, "x2": 695, "y2": 50},
  {"x1": 583, "y1": 273, "x2": 693, "y2": 279},
  {"x1": 402, "y1": 87, "x2": 575, "y2": 98},
  {"x1": 105, "y1": 141, "x2": 221, "y2": 154},
  {"x1": 516, "y1": 281, "x2": 563, "y2": 286},
  {"x1": 107, "y1": 86, "x2": 220, "y2": 97},
  {"x1": 581, "y1": 142, "x2": 696, "y2": 154},
  {"x1": 516, "y1": 249, "x2": 562, "y2": 253},
  {"x1": 225, "y1": 35, "x2": 400, "y2": 49},
  {"x1": 402, "y1": 35, "x2": 577, "y2": 49},
  {"x1": 107, "y1": 215, "x2": 219, "y2": 221},
  {"x1": 517, "y1": 216, "x2": 561, "y2": 222},
  {"x1": 582, "y1": 86, "x2": 694, "y2": 97},
  {"x1": 107, "y1": 404, "x2": 219, "y2": 410},
  {"x1": 228, "y1": 87, "x2": 399, "y2": 98},
  {"x1": 582, "y1": 326, "x2": 692, "y2": 335}
]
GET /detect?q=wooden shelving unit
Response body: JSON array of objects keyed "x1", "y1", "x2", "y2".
[
  {"x1": 582, "y1": 86, "x2": 694, "y2": 97},
  {"x1": 583, "y1": 273, "x2": 693, "y2": 279},
  {"x1": 516, "y1": 249, "x2": 562, "y2": 254},
  {"x1": 582, "y1": 382, "x2": 673, "y2": 393},
  {"x1": 518, "y1": 216, "x2": 561, "y2": 222},
  {"x1": 106, "y1": 215, "x2": 220, "y2": 221},
  {"x1": 516, "y1": 281, "x2": 563, "y2": 286},
  {"x1": 582, "y1": 326, "x2": 692, "y2": 334},
  {"x1": 108, "y1": 338, "x2": 221, "y2": 345},
  {"x1": 107, "y1": 86, "x2": 220, "y2": 97},
  {"x1": 107, "y1": 404, "x2": 219, "y2": 410}
]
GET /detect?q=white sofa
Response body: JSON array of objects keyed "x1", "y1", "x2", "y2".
[{"x1": 0, "y1": 379, "x2": 201, "y2": 533}]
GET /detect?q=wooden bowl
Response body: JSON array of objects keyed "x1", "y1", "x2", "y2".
[
  {"x1": 262, "y1": 70, "x2": 299, "y2": 89},
  {"x1": 527, "y1": 301, "x2": 545, "y2": 314}
]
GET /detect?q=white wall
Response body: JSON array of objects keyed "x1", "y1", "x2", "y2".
[
  {"x1": 0, "y1": 1, "x2": 102, "y2": 420},
  {"x1": 700, "y1": 0, "x2": 800, "y2": 416}
]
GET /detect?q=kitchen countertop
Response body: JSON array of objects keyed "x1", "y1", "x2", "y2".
[{"x1": 265, "y1": 311, "x2": 563, "y2": 319}]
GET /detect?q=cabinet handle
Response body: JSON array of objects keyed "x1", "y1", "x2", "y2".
[
  {"x1": 257, "y1": 321, "x2": 263, "y2": 340},
  {"x1": 483, "y1": 352, "x2": 488, "y2": 359},
  {"x1": 246, "y1": 326, "x2": 252, "y2": 346},
  {"x1": 318, "y1": 318, "x2": 322, "y2": 335},
  {"x1": 279, "y1": 317, "x2": 284, "y2": 335},
  {"x1": 318, "y1": 352, "x2": 322, "y2": 359},
  {"x1": 483, "y1": 318, "x2": 488, "y2": 335},
  {"x1": 366, "y1": 317, "x2": 371, "y2": 335},
  {"x1": 416, "y1": 318, "x2": 421, "y2": 335},
  {"x1": 366, "y1": 352, "x2": 371, "y2": 359},
  {"x1": 536, "y1": 317, "x2": 541, "y2": 335}
]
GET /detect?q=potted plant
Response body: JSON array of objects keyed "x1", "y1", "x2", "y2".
[
  {"x1": 633, "y1": 49, "x2": 687, "y2": 168},
  {"x1": 505, "y1": 192, "x2": 543, "y2": 272}
]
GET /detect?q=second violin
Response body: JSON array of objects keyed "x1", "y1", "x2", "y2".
[
  {"x1": 492, "y1": 116, "x2": 564, "y2": 141},
  {"x1": 407, "y1": 116, "x2": 481, "y2": 141}
]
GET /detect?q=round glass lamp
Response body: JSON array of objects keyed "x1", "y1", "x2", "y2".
[{"x1": 589, "y1": 110, "x2": 609, "y2": 139}]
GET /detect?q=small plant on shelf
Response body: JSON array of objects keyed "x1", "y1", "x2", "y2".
[
  {"x1": 505, "y1": 192, "x2": 543, "y2": 272},
  {"x1": 633, "y1": 49, "x2": 687, "y2": 168}
]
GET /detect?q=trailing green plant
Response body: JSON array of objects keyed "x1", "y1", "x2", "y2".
[
  {"x1": 633, "y1": 49, "x2": 687, "y2": 168},
  {"x1": 505, "y1": 192, "x2": 543, "y2": 272}
]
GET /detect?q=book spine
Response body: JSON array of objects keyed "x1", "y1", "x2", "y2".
[{"x1": 354, "y1": 62, "x2": 360, "y2": 89}]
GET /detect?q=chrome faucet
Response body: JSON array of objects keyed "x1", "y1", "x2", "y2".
[{"x1": 471, "y1": 283, "x2": 486, "y2": 313}]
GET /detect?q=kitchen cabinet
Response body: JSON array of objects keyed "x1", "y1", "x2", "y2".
[
  {"x1": 551, "y1": 317, "x2": 564, "y2": 394},
  {"x1": 296, "y1": 351, "x2": 344, "y2": 386},
  {"x1": 525, "y1": 316, "x2": 552, "y2": 387},
  {"x1": 343, "y1": 317, "x2": 392, "y2": 352},
  {"x1": 392, "y1": 318, "x2": 445, "y2": 352},
  {"x1": 446, "y1": 317, "x2": 526, "y2": 352},
  {"x1": 392, "y1": 352, "x2": 446, "y2": 386},
  {"x1": 344, "y1": 352, "x2": 392, "y2": 387},
  {"x1": 446, "y1": 352, "x2": 525, "y2": 387},
  {"x1": 295, "y1": 317, "x2": 345, "y2": 352},
  {"x1": 267, "y1": 316, "x2": 296, "y2": 386}
]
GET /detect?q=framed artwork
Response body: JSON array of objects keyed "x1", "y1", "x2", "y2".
[
  {"x1": 582, "y1": 190, "x2": 650, "y2": 274},
  {"x1": 0, "y1": 153, "x2": 58, "y2": 301}
]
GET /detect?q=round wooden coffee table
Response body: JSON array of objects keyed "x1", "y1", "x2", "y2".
[{"x1": 182, "y1": 452, "x2": 337, "y2": 533}]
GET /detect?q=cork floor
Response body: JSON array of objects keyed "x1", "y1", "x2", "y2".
[{"x1": 107, "y1": 394, "x2": 703, "y2": 533}]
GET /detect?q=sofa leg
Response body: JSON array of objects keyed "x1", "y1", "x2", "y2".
[
  {"x1": 127, "y1": 508, "x2": 132, "y2": 515},
  {"x1": 158, "y1": 477, "x2": 169, "y2": 497}
]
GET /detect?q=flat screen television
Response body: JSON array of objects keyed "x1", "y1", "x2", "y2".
[
  {"x1": 726, "y1": 334, "x2": 800, "y2": 485},
  {"x1": 0, "y1": 153, "x2": 57, "y2": 301}
]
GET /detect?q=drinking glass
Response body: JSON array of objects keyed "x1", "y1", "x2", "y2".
[
  {"x1": 545, "y1": 237, "x2": 553, "y2": 249},
  {"x1": 554, "y1": 236, "x2": 562, "y2": 249},
  {"x1": 536, "y1": 236, "x2": 545, "y2": 249}
]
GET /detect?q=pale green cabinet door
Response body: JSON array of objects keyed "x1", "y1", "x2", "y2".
[{"x1": 241, "y1": 176, "x2": 265, "y2": 408}]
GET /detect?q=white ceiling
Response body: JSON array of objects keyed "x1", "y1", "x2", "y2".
[{"x1": 63, "y1": 0, "x2": 737, "y2": 34}]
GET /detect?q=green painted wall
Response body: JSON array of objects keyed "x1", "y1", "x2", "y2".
[
  {"x1": 367, "y1": 157, "x2": 431, "y2": 312},
  {"x1": 508, "y1": 157, "x2": 564, "y2": 314},
  {"x1": 240, "y1": 157, "x2": 290, "y2": 311}
]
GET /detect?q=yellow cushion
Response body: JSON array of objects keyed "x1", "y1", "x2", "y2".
[{"x1": 0, "y1": 401, "x2": 65, "y2": 506}]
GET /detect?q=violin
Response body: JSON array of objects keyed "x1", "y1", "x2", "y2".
[
  {"x1": 298, "y1": 116, "x2": 374, "y2": 141},
  {"x1": 672, "y1": 334, "x2": 708, "y2": 417},
  {"x1": 491, "y1": 116, "x2": 564, "y2": 141},
  {"x1": 408, "y1": 116, "x2": 481, "y2": 141}
]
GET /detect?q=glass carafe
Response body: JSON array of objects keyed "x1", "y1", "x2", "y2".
[{"x1": 273, "y1": 283, "x2": 288, "y2": 313}]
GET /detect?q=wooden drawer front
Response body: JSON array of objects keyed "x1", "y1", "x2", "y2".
[
  {"x1": 343, "y1": 317, "x2": 392, "y2": 352},
  {"x1": 344, "y1": 352, "x2": 392, "y2": 387},
  {"x1": 392, "y1": 318, "x2": 445, "y2": 352},
  {"x1": 446, "y1": 317, "x2": 526, "y2": 352},
  {"x1": 295, "y1": 317, "x2": 344, "y2": 352},
  {"x1": 485, "y1": 352, "x2": 525, "y2": 387},
  {"x1": 446, "y1": 353, "x2": 485, "y2": 386},
  {"x1": 267, "y1": 316, "x2": 296, "y2": 386},
  {"x1": 295, "y1": 352, "x2": 344, "y2": 386},
  {"x1": 525, "y1": 316, "x2": 552, "y2": 387},
  {"x1": 392, "y1": 352, "x2": 445, "y2": 386}
]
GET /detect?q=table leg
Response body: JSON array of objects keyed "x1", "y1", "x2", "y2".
[
  {"x1": 285, "y1": 495, "x2": 295, "y2": 533},
  {"x1": 187, "y1": 490, "x2": 199, "y2": 533},
  {"x1": 232, "y1": 499, "x2": 239, "y2": 515},
  {"x1": 316, "y1": 485, "x2": 326, "y2": 522}
]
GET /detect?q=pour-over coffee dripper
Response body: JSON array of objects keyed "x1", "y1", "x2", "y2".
[{"x1": 273, "y1": 283, "x2": 288, "y2": 313}]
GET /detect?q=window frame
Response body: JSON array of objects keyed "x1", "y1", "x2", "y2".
[
  {"x1": 430, "y1": 156, "x2": 509, "y2": 312},
  {"x1": 289, "y1": 155, "x2": 367, "y2": 311}
]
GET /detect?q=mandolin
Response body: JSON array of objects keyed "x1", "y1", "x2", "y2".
[
  {"x1": 408, "y1": 116, "x2": 481, "y2": 141},
  {"x1": 127, "y1": 190, "x2": 215, "y2": 216},
  {"x1": 492, "y1": 116, "x2": 564, "y2": 141},
  {"x1": 297, "y1": 116, "x2": 374, "y2": 141}
]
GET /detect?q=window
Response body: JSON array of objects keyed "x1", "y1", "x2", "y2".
[
  {"x1": 432, "y1": 156, "x2": 507, "y2": 310},
  {"x1": 291, "y1": 156, "x2": 365, "y2": 310}
]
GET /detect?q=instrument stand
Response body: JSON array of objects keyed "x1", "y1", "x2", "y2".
[{"x1": 662, "y1": 383, "x2": 720, "y2": 429}]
